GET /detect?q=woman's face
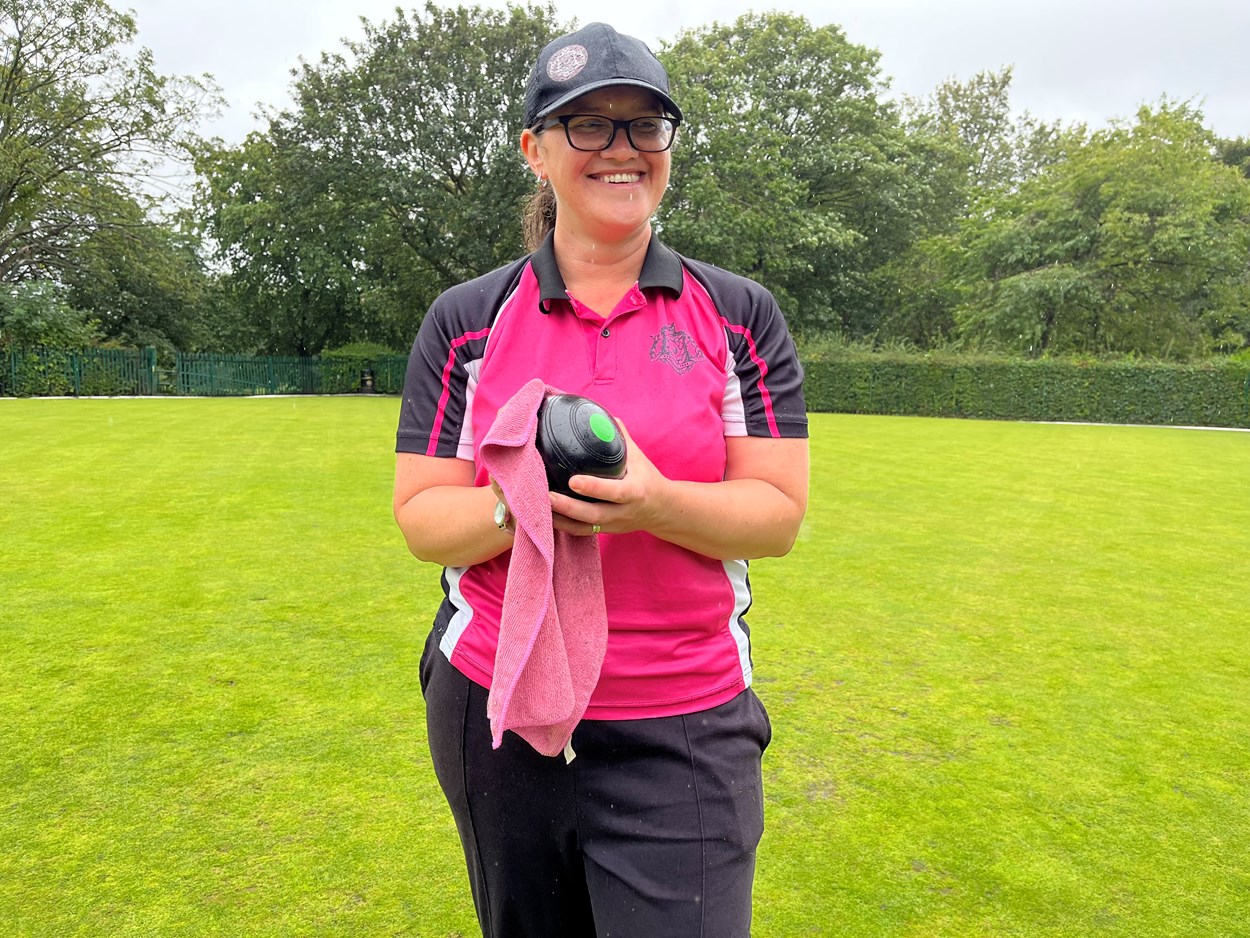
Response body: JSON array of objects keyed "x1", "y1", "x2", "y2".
[{"x1": 522, "y1": 86, "x2": 672, "y2": 243}]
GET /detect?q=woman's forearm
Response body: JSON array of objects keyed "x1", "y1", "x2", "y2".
[
  {"x1": 642, "y1": 476, "x2": 805, "y2": 561},
  {"x1": 395, "y1": 482, "x2": 513, "y2": 567},
  {"x1": 393, "y1": 454, "x2": 514, "y2": 567},
  {"x1": 552, "y1": 435, "x2": 809, "y2": 561}
]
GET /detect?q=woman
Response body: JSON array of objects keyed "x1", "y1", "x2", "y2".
[{"x1": 393, "y1": 22, "x2": 808, "y2": 938}]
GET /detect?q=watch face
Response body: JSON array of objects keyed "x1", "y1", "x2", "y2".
[{"x1": 494, "y1": 500, "x2": 508, "y2": 528}]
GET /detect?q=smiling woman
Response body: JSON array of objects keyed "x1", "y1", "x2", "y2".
[
  {"x1": 520, "y1": 84, "x2": 674, "y2": 266},
  {"x1": 391, "y1": 22, "x2": 810, "y2": 938}
]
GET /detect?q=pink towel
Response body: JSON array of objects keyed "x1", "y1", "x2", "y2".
[{"x1": 478, "y1": 379, "x2": 609, "y2": 757}]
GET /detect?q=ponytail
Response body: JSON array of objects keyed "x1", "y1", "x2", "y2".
[{"x1": 522, "y1": 183, "x2": 557, "y2": 252}]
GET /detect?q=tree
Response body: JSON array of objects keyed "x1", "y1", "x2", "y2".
[
  {"x1": 875, "y1": 70, "x2": 1086, "y2": 347},
  {"x1": 196, "y1": 131, "x2": 365, "y2": 354},
  {"x1": 902, "y1": 68, "x2": 1082, "y2": 202},
  {"x1": 0, "y1": 0, "x2": 214, "y2": 284},
  {"x1": 197, "y1": 3, "x2": 565, "y2": 354},
  {"x1": 65, "y1": 198, "x2": 211, "y2": 355},
  {"x1": 0, "y1": 278, "x2": 98, "y2": 346},
  {"x1": 657, "y1": 13, "x2": 928, "y2": 336},
  {"x1": 952, "y1": 104, "x2": 1250, "y2": 358},
  {"x1": 1216, "y1": 136, "x2": 1250, "y2": 178}
]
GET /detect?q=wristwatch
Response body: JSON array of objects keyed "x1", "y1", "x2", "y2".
[{"x1": 493, "y1": 499, "x2": 514, "y2": 533}]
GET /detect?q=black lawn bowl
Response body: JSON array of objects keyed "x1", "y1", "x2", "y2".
[{"x1": 536, "y1": 394, "x2": 627, "y2": 500}]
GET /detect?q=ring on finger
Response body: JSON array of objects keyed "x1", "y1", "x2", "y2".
[{"x1": 591, "y1": 524, "x2": 602, "y2": 535}]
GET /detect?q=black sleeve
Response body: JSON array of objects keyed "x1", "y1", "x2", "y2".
[
  {"x1": 395, "y1": 260, "x2": 526, "y2": 456},
  {"x1": 684, "y1": 258, "x2": 808, "y2": 439}
]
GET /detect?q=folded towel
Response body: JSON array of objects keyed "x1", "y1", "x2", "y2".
[{"x1": 478, "y1": 378, "x2": 609, "y2": 757}]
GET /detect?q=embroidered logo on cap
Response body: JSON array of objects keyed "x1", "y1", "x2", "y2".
[{"x1": 547, "y1": 45, "x2": 588, "y2": 82}]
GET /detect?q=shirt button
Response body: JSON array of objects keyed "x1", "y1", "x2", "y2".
[{"x1": 600, "y1": 327, "x2": 610, "y2": 338}]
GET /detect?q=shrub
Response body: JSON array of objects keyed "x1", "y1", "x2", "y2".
[
  {"x1": 802, "y1": 354, "x2": 1250, "y2": 428},
  {"x1": 319, "y1": 342, "x2": 399, "y2": 360}
]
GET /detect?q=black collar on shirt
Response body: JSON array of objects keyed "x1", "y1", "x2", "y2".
[{"x1": 533, "y1": 229, "x2": 685, "y2": 313}]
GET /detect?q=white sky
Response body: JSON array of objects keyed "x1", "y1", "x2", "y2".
[{"x1": 125, "y1": 0, "x2": 1249, "y2": 143}]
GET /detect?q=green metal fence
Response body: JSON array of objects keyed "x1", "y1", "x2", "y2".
[
  {"x1": 173, "y1": 354, "x2": 408, "y2": 396},
  {"x1": 176, "y1": 354, "x2": 318, "y2": 396},
  {"x1": 3, "y1": 346, "x2": 158, "y2": 397},
  {"x1": 0, "y1": 348, "x2": 408, "y2": 398}
]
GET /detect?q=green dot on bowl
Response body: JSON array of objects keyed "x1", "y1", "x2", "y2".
[{"x1": 589, "y1": 412, "x2": 616, "y2": 443}]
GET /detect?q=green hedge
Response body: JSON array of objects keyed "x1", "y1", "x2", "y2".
[
  {"x1": 315, "y1": 356, "x2": 407, "y2": 395},
  {"x1": 802, "y1": 357, "x2": 1250, "y2": 428}
]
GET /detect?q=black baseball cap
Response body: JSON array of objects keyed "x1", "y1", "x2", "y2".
[{"x1": 523, "y1": 23, "x2": 683, "y2": 129}]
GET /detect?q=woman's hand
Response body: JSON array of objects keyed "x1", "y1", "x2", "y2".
[
  {"x1": 549, "y1": 426, "x2": 808, "y2": 560},
  {"x1": 548, "y1": 422, "x2": 667, "y2": 536}
]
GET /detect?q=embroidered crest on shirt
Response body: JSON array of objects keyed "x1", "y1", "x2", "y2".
[{"x1": 649, "y1": 324, "x2": 705, "y2": 375}]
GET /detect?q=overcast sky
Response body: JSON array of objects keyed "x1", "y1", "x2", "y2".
[{"x1": 125, "y1": 0, "x2": 1249, "y2": 143}]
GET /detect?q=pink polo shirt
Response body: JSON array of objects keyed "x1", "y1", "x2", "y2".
[{"x1": 397, "y1": 234, "x2": 806, "y2": 719}]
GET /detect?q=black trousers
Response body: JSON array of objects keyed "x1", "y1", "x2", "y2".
[{"x1": 420, "y1": 625, "x2": 772, "y2": 938}]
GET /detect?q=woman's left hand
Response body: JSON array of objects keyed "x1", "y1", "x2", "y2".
[
  {"x1": 548, "y1": 421, "x2": 668, "y2": 536},
  {"x1": 550, "y1": 423, "x2": 807, "y2": 559}
]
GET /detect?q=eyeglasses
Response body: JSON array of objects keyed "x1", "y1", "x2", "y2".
[{"x1": 535, "y1": 114, "x2": 680, "y2": 153}]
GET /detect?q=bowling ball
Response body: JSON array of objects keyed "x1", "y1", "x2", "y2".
[{"x1": 536, "y1": 393, "x2": 627, "y2": 500}]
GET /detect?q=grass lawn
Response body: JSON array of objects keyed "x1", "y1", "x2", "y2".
[{"x1": 1, "y1": 398, "x2": 1246, "y2": 936}]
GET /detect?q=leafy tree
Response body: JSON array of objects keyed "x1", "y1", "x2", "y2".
[
  {"x1": 657, "y1": 13, "x2": 927, "y2": 336},
  {"x1": 904, "y1": 67, "x2": 1019, "y2": 201},
  {"x1": 1216, "y1": 136, "x2": 1250, "y2": 178},
  {"x1": 197, "y1": 3, "x2": 564, "y2": 354},
  {"x1": 0, "y1": 0, "x2": 214, "y2": 284},
  {"x1": 874, "y1": 71, "x2": 1088, "y2": 347},
  {"x1": 0, "y1": 279, "x2": 98, "y2": 346},
  {"x1": 65, "y1": 198, "x2": 211, "y2": 355},
  {"x1": 902, "y1": 68, "x2": 1082, "y2": 202},
  {"x1": 196, "y1": 131, "x2": 364, "y2": 354},
  {"x1": 872, "y1": 234, "x2": 969, "y2": 348},
  {"x1": 953, "y1": 104, "x2": 1250, "y2": 358}
]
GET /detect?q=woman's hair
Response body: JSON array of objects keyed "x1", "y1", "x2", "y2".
[{"x1": 522, "y1": 181, "x2": 557, "y2": 252}]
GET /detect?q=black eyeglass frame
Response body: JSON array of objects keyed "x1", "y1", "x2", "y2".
[{"x1": 533, "y1": 114, "x2": 681, "y2": 153}]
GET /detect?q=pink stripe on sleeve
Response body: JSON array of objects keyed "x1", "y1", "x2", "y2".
[
  {"x1": 720, "y1": 319, "x2": 779, "y2": 437},
  {"x1": 426, "y1": 327, "x2": 492, "y2": 456}
]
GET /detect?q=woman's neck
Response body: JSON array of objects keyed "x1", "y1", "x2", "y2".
[{"x1": 553, "y1": 222, "x2": 652, "y2": 316}]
